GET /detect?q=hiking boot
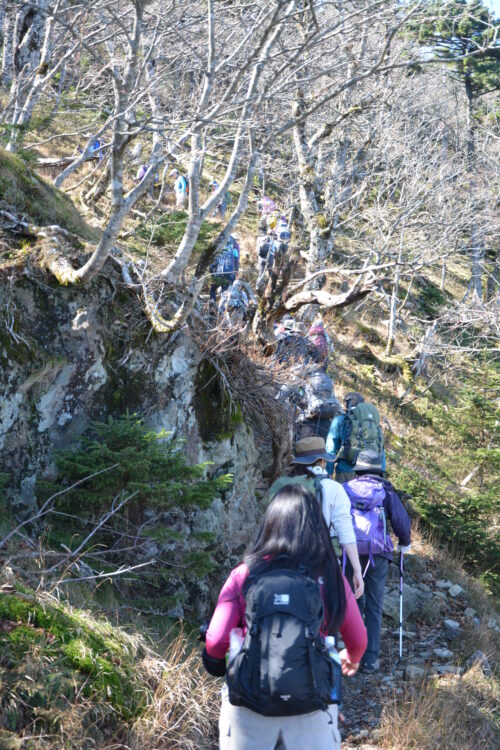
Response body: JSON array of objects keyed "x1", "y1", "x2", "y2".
[{"x1": 361, "y1": 660, "x2": 379, "y2": 674}]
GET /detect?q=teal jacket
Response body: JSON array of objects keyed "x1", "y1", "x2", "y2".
[{"x1": 326, "y1": 413, "x2": 386, "y2": 475}]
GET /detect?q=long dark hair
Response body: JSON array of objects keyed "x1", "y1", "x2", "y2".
[{"x1": 244, "y1": 484, "x2": 346, "y2": 633}]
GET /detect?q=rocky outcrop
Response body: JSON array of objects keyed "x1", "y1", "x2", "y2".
[{"x1": 0, "y1": 262, "x2": 261, "y2": 613}]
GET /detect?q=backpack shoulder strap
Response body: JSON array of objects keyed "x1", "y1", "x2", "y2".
[{"x1": 311, "y1": 475, "x2": 324, "y2": 506}]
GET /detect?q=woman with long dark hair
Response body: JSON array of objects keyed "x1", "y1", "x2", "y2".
[{"x1": 203, "y1": 484, "x2": 367, "y2": 750}]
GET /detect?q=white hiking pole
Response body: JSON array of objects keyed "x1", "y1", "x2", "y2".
[{"x1": 398, "y1": 550, "x2": 404, "y2": 666}]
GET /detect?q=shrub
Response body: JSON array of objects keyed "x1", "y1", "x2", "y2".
[{"x1": 36, "y1": 414, "x2": 231, "y2": 599}]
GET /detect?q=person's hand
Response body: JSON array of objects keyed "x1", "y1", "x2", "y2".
[
  {"x1": 352, "y1": 568, "x2": 364, "y2": 599},
  {"x1": 339, "y1": 649, "x2": 359, "y2": 676},
  {"x1": 398, "y1": 544, "x2": 411, "y2": 554}
]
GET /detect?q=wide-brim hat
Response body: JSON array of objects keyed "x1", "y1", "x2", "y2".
[
  {"x1": 353, "y1": 449, "x2": 383, "y2": 473},
  {"x1": 291, "y1": 436, "x2": 336, "y2": 464}
]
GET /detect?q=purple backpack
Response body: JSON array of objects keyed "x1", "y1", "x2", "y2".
[{"x1": 344, "y1": 476, "x2": 393, "y2": 564}]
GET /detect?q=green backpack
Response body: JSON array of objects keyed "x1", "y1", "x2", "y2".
[
  {"x1": 267, "y1": 475, "x2": 323, "y2": 505},
  {"x1": 338, "y1": 402, "x2": 383, "y2": 464}
]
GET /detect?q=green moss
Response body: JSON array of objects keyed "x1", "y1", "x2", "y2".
[
  {"x1": 0, "y1": 148, "x2": 97, "y2": 241},
  {"x1": 0, "y1": 590, "x2": 150, "y2": 722},
  {"x1": 194, "y1": 359, "x2": 241, "y2": 442},
  {"x1": 0, "y1": 326, "x2": 32, "y2": 367}
]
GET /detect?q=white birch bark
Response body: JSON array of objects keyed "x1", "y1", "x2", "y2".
[{"x1": 0, "y1": 1, "x2": 15, "y2": 86}]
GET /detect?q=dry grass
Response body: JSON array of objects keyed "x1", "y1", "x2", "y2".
[
  {"x1": 410, "y1": 522, "x2": 498, "y2": 617},
  {"x1": 376, "y1": 523, "x2": 500, "y2": 750},
  {"x1": 377, "y1": 666, "x2": 500, "y2": 750},
  {"x1": 0, "y1": 579, "x2": 220, "y2": 750},
  {"x1": 131, "y1": 631, "x2": 220, "y2": 750}
]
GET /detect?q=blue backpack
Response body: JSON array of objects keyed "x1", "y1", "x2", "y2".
[{"x1": 210, "y1": 247, "x2": 238, "y2": 285}]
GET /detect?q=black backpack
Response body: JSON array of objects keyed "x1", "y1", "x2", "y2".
[
  {"x1": 226, "y1": 566, "x2": 341, "y2": 716},
  {"x1": 258, "y1": 236, "x2": 272, "y2": 259}
]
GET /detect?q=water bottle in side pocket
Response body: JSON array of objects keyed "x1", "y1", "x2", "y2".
[
  {"x1": 324, "y1": 635, "x2": 343, "y2": 704},
  {"x1": 226, "y1": 627, "x2": 244, "y2": 665}
]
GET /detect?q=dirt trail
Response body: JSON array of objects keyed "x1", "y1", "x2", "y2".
[{"x1": 337, "y1": 552, "x2": 493, "y2": 748}]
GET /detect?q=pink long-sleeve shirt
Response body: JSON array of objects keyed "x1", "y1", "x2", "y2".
[{"x1": 206, "y1": 563, "x2": 367, "y2": 665}]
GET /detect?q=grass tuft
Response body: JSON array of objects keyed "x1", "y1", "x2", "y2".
[
  {"x1": 377, "y1": 666, "x2": 499, "y2": 749},
  {"x1": 132, "y1": 629, "x2": 220, "y2": 750}
]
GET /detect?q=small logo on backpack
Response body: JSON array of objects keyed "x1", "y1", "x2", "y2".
[
  {"x1": 280, "y1": 695, "x2": 292, "y2": 701},
  {"x1": 273, "y1": 594, "x2": 290, "y2": 605}
]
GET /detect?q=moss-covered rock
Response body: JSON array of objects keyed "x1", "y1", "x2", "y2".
[
  {"x1": 0, "y1": 585, "x2": 151, "y2": 729},
  {"x1": 194, "y1": 359, "x2": 242, "y2": 442},
  {"x1": 0, "y1": 148, "x2": 97, "y2": 241}
]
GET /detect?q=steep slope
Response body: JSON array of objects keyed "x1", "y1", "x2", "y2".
[{"x1": 0, "y1": 149, "x2": 98, "y2": 241}]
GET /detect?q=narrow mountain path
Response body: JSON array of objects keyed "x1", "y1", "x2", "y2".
[{"x1": 338, "y1": 549, "x2": 496, "y2": 748}]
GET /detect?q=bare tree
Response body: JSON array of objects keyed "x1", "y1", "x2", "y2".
[{"x1": 3, "y1": 0, "x2": 497, "y2": 343}]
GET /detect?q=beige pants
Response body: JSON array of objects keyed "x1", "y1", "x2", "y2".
[
  {"x1": 175, "y1": 192, "x2": 186, "y2": 208},
  {"x1": 219, "y1": 685, "x2": 341, "y2": 750}
]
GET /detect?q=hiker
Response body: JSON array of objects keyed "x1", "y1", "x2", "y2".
[
  {"x1": 274, "y1": 314, "x2": 295, "y2": 339},
  {"x1": 218, "y1": 278, "x2": 256, "y2": 326},
  {"x1": 257, "y1": 194, "x2": 276, "y2": 216},
  {"x1": 269, "y1": 437, "x2": 364, "y2": 601},
  {"x1": 135, "y1": 164, "x2": 158, "y2": 197},
  {"x1": 343, "y1": 450, "x2": 411, "y2": 674},
  {"x1": 209, "y1": 236, "x2": 240, "y2": 304},
  {"x1": 307, "y1": 319, "x2": 330, "y2": 369},
  {"x1": 202, "y1": 484, "x2": 367, "y2": 750},
  {"x1": 274, "y1": 322, "x2": 320, "y2": 366},
  {"x1": 170, "y1": 168, "x2": 188, "y2": 209},
  {"x1": 274, "y1": 328, "x2": 312, "y2": 364},
  {"x1": 267, "y1": 239, "x2": 289, "y2": 298},
  {"x1": 256, "y1": 219, "x2": 277, "y2": 295},
  {"x1": 90, "y1": 139, "x2": 103, "y2": 160},
  {"x1": 267, "y1": 211, "x2": 279, "y2": 233},
  {"x1": 326, "y1": 392, "x2": 386, "y2": 483},
  {"x1": 275, "y1": 214, "x2": 291, "y2": 245},
  {"x1": 295, "y1": 370, "x2": 342, "y2": 442},
  {"x1": 209, "y1": 180, "x2": 230, "y2": 220}
]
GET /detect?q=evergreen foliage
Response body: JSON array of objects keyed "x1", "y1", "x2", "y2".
[
  {"x1": 416, "y1": 1, "x2": 500, "y2": 96},
  {"x1": 392, "y1": 363, "x2": 500, "y2": 594},
  {"x1": 37, "y1": 415, "x2": 231, "y2": 601},
  {"x1": 136, "y1": 211, "x2": 221, "y2": 251}
]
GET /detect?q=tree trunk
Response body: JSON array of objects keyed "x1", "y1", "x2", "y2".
[
  {"x1": 292, "y1": 95, "x2": 328, "y2": 289},
  {"x1": 6, "y1": 1, "x2": 50, "y2": 153},
  {"x1": 464, "y1": 71, "x2": 483, "y2": 303},
  {"x1": 485, "y1": 248, "x2": 499, "y2": 303},
  {"x1": 385, "y1": 234, "x2": 404, "y2": 355},
  {"x1": 1, "y1": 2, "x2": 18, "y2": 86},
  {"x1": 440, "y1": 258, "x2": 446, "y2": 292}
]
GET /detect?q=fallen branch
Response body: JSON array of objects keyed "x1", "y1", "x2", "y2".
[
  {"x1": 54, "y1": 559, "x2": 155, "y2": 584},
  {"x1": 0, "y1": 464, "x2": 119, "y2": 551},
  {"x1": 283, "y1": 277, "x2": 380, "y2": 314}
]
